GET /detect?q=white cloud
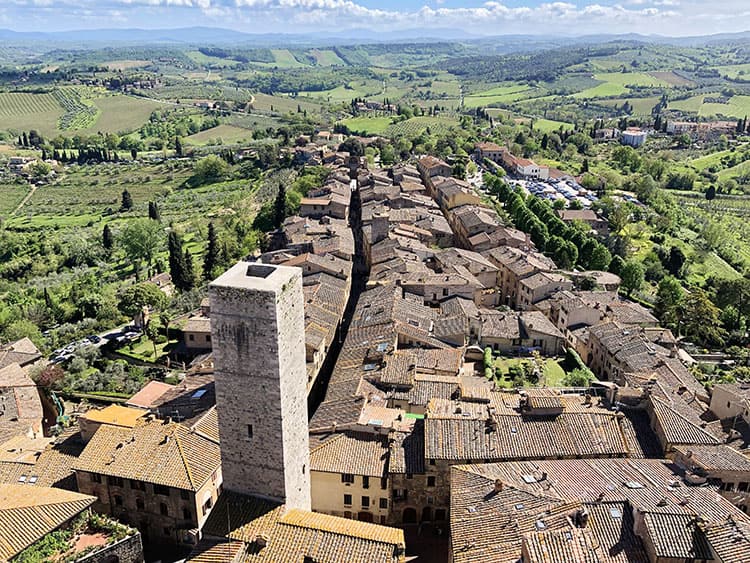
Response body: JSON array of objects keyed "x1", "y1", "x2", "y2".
[{"x1": 2, "y1": 0, "x2": 749, "y2": 36}]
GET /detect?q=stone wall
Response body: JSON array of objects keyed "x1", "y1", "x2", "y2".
[
  {"x1": 210, "y1": 262, "x2": 311, "y2": 511},
  {"x1": 77, "y1": 532, "x2": 144, "y2": 563}
]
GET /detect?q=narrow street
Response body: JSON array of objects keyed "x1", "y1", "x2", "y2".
[{"x1": 308, "y1": 168, "x2": 369, "y2": 417}]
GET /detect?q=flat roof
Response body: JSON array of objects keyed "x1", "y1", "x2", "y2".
[{"x1": 81, "y1": 404, "x2": 146, "y2": 428}]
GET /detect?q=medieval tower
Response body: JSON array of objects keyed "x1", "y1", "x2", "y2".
[{"x1": 209, "y1": 261, "x2": 311, "y2": 510}]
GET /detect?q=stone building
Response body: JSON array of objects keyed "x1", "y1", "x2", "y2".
[
  {"x1": 74, "y1": 415, "x2": 223, "y2": 545},
  {"x1": 209, "y1": 262, "x2": 311, "y2": 510}
]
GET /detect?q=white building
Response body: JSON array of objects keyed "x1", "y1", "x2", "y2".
[{"x1": 621, "y1": 128, "x2": 648, "y2": 147}]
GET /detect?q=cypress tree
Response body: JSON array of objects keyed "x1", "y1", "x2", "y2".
[
  {"x1": 168, "y1": 231, "x2": 188, "y2": 291},
  {"x1": 175, "y1": 136, "x2": 183, "y2": 157},
  {"x1": 203, "y1": 222, "x2": 220, "y2": 280},
  {"x1": 102, "y1": 224, "x2": 114, "y2": 250},
  {"x1": 273, "y1": 183, "x2": 286, "y2": 229},
  {"x1": 148, "y1": 201, "x2": 161, "y2": 221},
  {"x1": 121, "y1": 189, "x2": 133, "y2": 211},
  {"x1": 183, "y1": 249, "x2": 195, "y2": 291}
]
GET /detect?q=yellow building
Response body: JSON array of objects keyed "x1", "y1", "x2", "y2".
[
  {"x1": 310, "y1": 431, "x2": 391, "y2": 524},
  {"x1": 78, "y1": 404, "x2": 149, "y2": 443}
]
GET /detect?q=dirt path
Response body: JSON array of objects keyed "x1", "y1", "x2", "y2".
[{"x1": 12, "y1": 183, "x2": 37, "y2": 215}]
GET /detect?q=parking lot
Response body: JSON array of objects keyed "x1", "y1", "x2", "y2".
[
  {"x1": 49, "y1": 324, "x2": 142, "y2": 364},
  {"x1": 510, "y1": 177, "x2": 599, "y2": 207}
]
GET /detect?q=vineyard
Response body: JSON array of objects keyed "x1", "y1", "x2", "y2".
[
  {"x1": 52, "y1": 88, "x2": 100, "y2": 131},
  {"x1": 385, "y1": 116, "x2": 460, "y2": 137},
  {"x1": 0, "y1": 92, "x2": 59, "y2": 117}
]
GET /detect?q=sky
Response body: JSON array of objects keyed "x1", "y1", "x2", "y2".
[{"x1": 1, "y1": 1, "x2": 749, "y2": 37}]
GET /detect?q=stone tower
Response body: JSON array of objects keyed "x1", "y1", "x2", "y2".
[{"x1": 209, "y1": 262, "x2": 311, "y2": 510}]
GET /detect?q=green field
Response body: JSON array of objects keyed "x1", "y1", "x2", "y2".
[
  {"x1": 0, "y1": 182, "x2": 31, "y2": 217},
  {"x1": 529, "y1": 118, "x2": 575, "y2": 133},
  {"x1": 386, "y1": 116, "x2": 460, "y2": 137},
  {"x1": 599, "y1": 97, "x2": 660, "y2": 115},
  {"x1": 307, "y1": 81, "x2": 382, "y2": 103},
  {"x1": 270, "y1": 49, "x2": 307, "y2": 68},
  {"x1": 339, "y1": 116, "x2": 392, "y2": 135},
  {"x1": 493, "y1": 357, "x2": 568, "y2": 388},
  {"x1": 0, "y1": 92, "x2": 64, "y2": 135},
  {"x1": 573, "y1": 72, "x2": 670, "y2": 99},
  {"x1": 186, "y1": 124, "x2": 254, "y2": 145},
  {"x1": 670, "y1": 94, "x2": 750, "y2": 118},
  {"x1": 251, "y1": 92, "x2": 322, "y2": 114},
  {"x1": 714, "y1": 63, "x2": 750, "y2": 80},
  {"x1": 463, "y1": 85, "x2": 534, "y2": 108},
  {"x1": 309, "y1": 49, "x2": 346, "y2": 66}
]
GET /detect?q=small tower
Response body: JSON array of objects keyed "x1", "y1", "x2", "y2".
[{"x1": 209, "y1": 262, "x2": 310, "y2": 510}]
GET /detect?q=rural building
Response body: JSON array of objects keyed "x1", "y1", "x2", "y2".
[{"x1": 621, "y1": 127, "x2": 648, "y2": 147}]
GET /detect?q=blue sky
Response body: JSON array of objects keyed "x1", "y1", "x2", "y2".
[{"x1": 1, "y1": 1, "x2": 748, "y2": 36}]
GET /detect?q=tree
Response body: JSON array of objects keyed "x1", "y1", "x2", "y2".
[
  {"x1": 148, "y1": 201, "x2": 161, "y2": 221},
  {"x1": 28, "y1": 161, "x2": 51, "y2": 179},
  {"x1": 131, "y1": 148, "x2": 138, "y2": 160},
  {"x1": 274, "y1": 183, "x2": 287, "y2": 229},
  {"x1": 588, "y1": 244, "x2": 612, "y2": 271},
  {"x1": 705, "y1": 185, "x2": 716, "y2": 201},
  {"x1": 145, "y1": 321, "x2": 160, "y2": 360},
  {"x1": 119, "y1": 219, "x2": 163, "y2": 279},
  {"x1": 620, "y1": 261, "x2": 645, "y2": 296},
  {"x1": 680, "y1": 287, "x2": 727, "y2": 346},
  {"x1": 609, "y1": 255, "x2": 626, "y2": 275},
  {"x1": 175, "y1": 136, "x2": 183, "y2": 157},
  {"x1": 563, "y1": 367, "x2": 595, "y2": 387},
  {"x1": 102, "y1": 224, "x2": 114, "y2": 251},
  {"x1": 655, "y1": 276, "x2": 684, "y2": 331},
  {"x1": 121, "y1": 189, "x2": 133, "y2": 211},
  {"x1": 117, "y1": 283, "x2": 168, "y2": 318},
  {"x1": 183, "y1": 249, "x2": 196, "y2": 291},
  {"x1": 168, "y1": 231, "x2": 189, "y2": 291},
  {"x1": 666, "y1": 246, "x2": 686, "y2": 277},
  {"x1": 675, "y1": 133, "x2": 692, "y2": 149},
  {"x1": 339, "y1": 137, "x2": 364, "y2": 157},
  {"x1": 193, "y1": 155, "x2": 229, "y2": 183},
  {"x1": 203, "y1": 222, "x2": 220, "y2": 280}
]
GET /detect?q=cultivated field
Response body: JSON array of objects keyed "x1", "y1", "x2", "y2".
[{"x1": 186, "y1": 124, "x2": 254, "y2": 145}]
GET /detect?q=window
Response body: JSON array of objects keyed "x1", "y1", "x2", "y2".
[
  {"x1": 183, "y1": 508, "x2": 191, "y2": 520},
  {"x1": 180, "y1": 489, "x2": 190, "y2": 500},
  {"x1": 362, "y1": 496, "x2": 370, "y2": 508},
  {"x1": 344, "y1": 511, "x2": 352, "y2": 519},
  {"x1": 205, "y1": 335, "x2": 211, "y2": 342},
  {"x1": 203, "y1": 497, "x2": 213, "y2": 515},
  {"x1": 130, "y1": 480, "x2": 145, "y2": 491},
  {"x1": 91, "y1": 474, "x2": 102, "y2": 484},
  {"x1": 406, "y1": 473, "x2": 413, "y2": 480},
  {"x1": 380, "y1": 498, "x2": 388, "y2": 509},
  {"x1": 189, "y1": 334, "x2": 195, "y2": 341},
  {"x1": 109, "y1": 476, "x2": 124, "y2": 487},
  {"x1": 247, "y1": 424, "x2": 253, "y2": 440},
  {"x1": 344, "y1": 494, "x2": 352, "y2": 506},
  {"x1": 154, "y1": 484, "x2": 170, "y2": 496},
  {"x1": 114, "y1": 495, "x2": 123, "y2": 506},
  {"x1": 427, "y1": 476, "x2": 436, "y2": 487},
  {"x1": 429, "y1": 459, "x2": 436, "y2": 466},
  {"x1": 363, "y1": 476, "x2": 370, "y2": 489},
  {"x1": 160, "y1": 503, "x2": 169, "y2": 516},
  {"x1": 341, "y1": 473, "x2": 354, "y2": 484},
  {"x1": 136, "y1": 498, "x2": 145, "y2": 510},
  {"x1": 380, "y1": 477, "x2": 388, "y2": 490},
  {"x1": 380, "y1": 515, "x2": 387, "y2": 524}
]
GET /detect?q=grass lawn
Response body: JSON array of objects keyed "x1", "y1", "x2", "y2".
[
  {"x1": 119, "y1": 336, "x2": 177, "y2": 363},
  {"x1": 339, "y1": 116, "x2": 393, "y2": 135},
  {"x1": 493, "y1": 357, "x2": 568, "y2": 388},
  {"x1": 529, "y1": 118, "x2": 574, "y2": 133}
]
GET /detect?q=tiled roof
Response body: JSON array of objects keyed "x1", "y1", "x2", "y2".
[
  {"x1": 643, "y1": 512, "x2": 712, "y2": 559},
  {"x1": 389, "y1": 421, "x2": 425, "y2": 474},
  {"x1": 0, "y1": 338, "x2": 41, "y2": 370},
  {"x1": 309, "y1": 432, "x2": 389, "y2": 477},
  {"x1": 522, "y1": 528, "x2": 599, "y2": 563},
  {"x1": 198, "y1": 491, "x2": 405, "y2": 563},
  {"x1": 74, "y1": 419, "x2": 221, "y2": 491},
  {"x1": 649, "y1": 396, "x2": 720, "y2": 446},
  {"x1": 80, "y1": 404, "x2": 147, "y2": 428},
  {"x1": 0, "y1": 483, "x2": 96, "y2": 560},
  {"x1": 189, "y1": 406, "x2": 220, "y2": 443},
  {"x1": 126, "y1": 380, "x2": 174, "y2": 409},
  {"x1": 672, "y1": 443, "x2": 750, "y2": 472}
]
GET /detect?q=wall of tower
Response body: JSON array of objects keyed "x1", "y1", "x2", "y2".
[{"x1": 209, "y1": 263, "x2": 311, "y2": 510}]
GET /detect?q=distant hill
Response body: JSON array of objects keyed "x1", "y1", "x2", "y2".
[{"x1": 0, "y1": 26, "x2": 748, "y2": 50}]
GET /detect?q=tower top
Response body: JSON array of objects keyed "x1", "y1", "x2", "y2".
[{"x1": 210, "y1": 261, "x2": 300, "y2": 294}]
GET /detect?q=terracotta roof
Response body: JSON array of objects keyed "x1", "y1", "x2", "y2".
[
  {"x1": 126, "y1": 380, "x2": 174, "y2": 409},
  {"x1": 189, "y1": 406, "x2": 220, "y2": 443},
  {"x1": 80, "y1": 404, "x2": 147, "y2": 428},
  {"x1": 198, "y1": 490, "x2": 405, "y2": 563},
  {"x1": 649, "y1": 396, "x2": 720, "y2": 446},
  {"x1": 672, "y1": 443, "x2": 750, "y2": 472},
  {"x1": 0, "y1": 338, "x2": 42, "y2": 370},
  {"x1": 74, "y1": 419, "x2": 221, "y2": 491},
  {"x1": 309, "y1": 432, "x2": 389, "y2": 477},
  {"x1": 0, "y1": 483, "x2": 96, "y2": 560}
]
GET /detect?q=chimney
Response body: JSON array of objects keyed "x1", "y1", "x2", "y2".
[
  {"x1": 494, "y1": 479, "x2": 503, "y2": 493},
  {"x1": 575, "y1": 508, "x2": 590, "y2": 528}
]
